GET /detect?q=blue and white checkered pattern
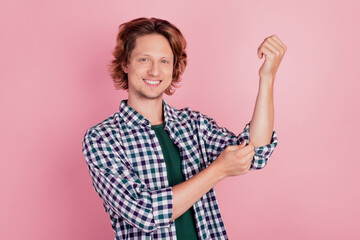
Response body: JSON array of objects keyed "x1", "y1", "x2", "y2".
[{"x1": 82, "y1": 99, "x2": 278, "y2": 239}]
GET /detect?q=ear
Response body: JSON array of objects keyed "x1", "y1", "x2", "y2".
[{"x1": 121, "y1": 62, "x2": 128, "y2": 73}]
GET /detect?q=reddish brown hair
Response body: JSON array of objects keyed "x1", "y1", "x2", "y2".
[{"x1": 109, "y1": 17, "x2": 187, "y2": 95}]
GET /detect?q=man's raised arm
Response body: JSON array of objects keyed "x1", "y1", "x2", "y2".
[{"x1": 249, "y1": 35, "x2": 287, "y2": 147}]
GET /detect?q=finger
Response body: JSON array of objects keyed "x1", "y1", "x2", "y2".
[
  {"x1": 258, "y1": 45, "x2": 275, "y2": 60},
  {"x1": 257, "y1": 38, "x2": 267, "y2": 58},
  {"x1": 262, "y1": 41, "x2": 280, "y2": 57},
  {"x1": 245, "y1": 143, "x2": 255, "y2": 153},
  {"x1": 234, "y1": 144, "x2": 255, "y2": 156},
  {"x1": 226, "y1": 145, "x2": 241, "y2": 151},
  {"x1": 239, "y1": 140, "x2": 247, "y2": 148},
  {"x1": 257, "y1": 36, "x2": 274, "y2": 58},
  {"x1": 265, "y1": 38, "x2": 283, "y2": 55},
  {"x1": 258, "y1": 35, "x2": 286, "y2": 59},
  {"x1": 245, "y1": 153, "x2": 253, "y2": 166},
  {"x1": 257, "y1": 45, "x2": 264, "y2": 59},
  {"x1": 247, "y1": 150, "x2": 255, "y2": 163},
  {"x1": 271, "y1": 35, "x2": 287, "y2": 51},
  {"x1": 247, "y1": 159, "x2": 252, "y2": 170},
  {"x1": 243, "y1": 151, "x2": 254, "y2": 169},
  {"x1": 269, "y1": 36, "x2": 287, "y2": 54},
  {"x1": 227, "y1": 140, "x2": 248, "y2": 151}
]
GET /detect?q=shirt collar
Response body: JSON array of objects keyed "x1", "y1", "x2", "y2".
[{"x1": 118, "y1": 99, "x2": 180, "y2": 129}]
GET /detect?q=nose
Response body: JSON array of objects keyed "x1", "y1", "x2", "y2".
[{"x1": 148, "y1": 61, "x2": 159, "y2": 76}]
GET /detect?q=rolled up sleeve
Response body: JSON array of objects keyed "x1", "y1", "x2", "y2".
[
  {"x1": 241, "y1": 123, "x2": 278, "y2": 170},
  {"x1": 82, "y1": 129, "x2": 173, "y2": 233},
  {"x1": 200, "y1": 113, "x2": 278, "y2": 169}
]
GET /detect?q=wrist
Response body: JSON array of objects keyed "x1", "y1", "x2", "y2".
[
  {"x1": 258, "y1": 78, "x2": 274, "y2": 94},
  {"x1": 208, "y1": 161, "x2": 227, "y2": 182},
  {"x1": 259, "y1": 75, "x2": 274, "y2": 85}
]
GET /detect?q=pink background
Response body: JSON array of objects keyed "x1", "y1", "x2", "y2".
[{"x1": 1, "y1": 0, "x2": 359, "y2": 239}]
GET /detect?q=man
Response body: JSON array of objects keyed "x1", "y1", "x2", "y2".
[{"x1": 82, "y1": 17, "x2": 286, "y2": 239}]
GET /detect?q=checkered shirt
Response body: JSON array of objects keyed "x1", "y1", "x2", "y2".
[{"x1": 82, "y1": 99, "x2": 278, "y2": 239}]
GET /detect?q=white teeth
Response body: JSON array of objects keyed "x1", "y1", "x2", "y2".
[{"x1": 144, "y1": 79, "x2": 160, "y2": 85}]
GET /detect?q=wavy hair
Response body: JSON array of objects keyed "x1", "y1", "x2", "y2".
[{"x1": 109, "y1": 17, "x2": 187, "y2": 95}]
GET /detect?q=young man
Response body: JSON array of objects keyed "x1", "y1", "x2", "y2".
[{"x1": 82, "y1": 17, "x2": 286, "y2": 239}]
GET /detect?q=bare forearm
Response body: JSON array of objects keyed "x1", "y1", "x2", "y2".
[
  {"x1": 170, "y1": 142, "x2": 255, "y2": 221},
  {"x1": 170, "y1": 163, "x2": 224, "y2": 221},
  {"x1": 249, "y1": 77, "x2": 274, "y2": 147}
]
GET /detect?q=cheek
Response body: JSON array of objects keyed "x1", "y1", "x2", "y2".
[
  {"x1": 164, "y1": 66, "x2": 173, "y2": 76},
  {"x1": 129, "y1": 65, "x2": 146, "y2": 76}
]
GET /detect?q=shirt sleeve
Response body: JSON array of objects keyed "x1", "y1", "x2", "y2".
[
  {"x1": 199, "y1": 113, "x2": 278, "y2": 170},
  {"x1": 82, "y1": 128, "x2": 173, "y2": 233}
]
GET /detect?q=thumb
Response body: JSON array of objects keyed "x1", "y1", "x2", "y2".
[
  {"x1": 239, "y1": 140, "x2": 247, "y2": 149},
  {"x1": 227, "y1": 141, "x2": 247, "y2": 151},
  {"x1": 226, "y1": 145, "x2": 241, "y2": 151}
]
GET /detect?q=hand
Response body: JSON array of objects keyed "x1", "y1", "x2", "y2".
[
  {"x1": 257, "y1": 35, "x2": 287, "y2": 81},
  {"x1": 212, "y1": 141, "x2": 255, "y2": 179}
]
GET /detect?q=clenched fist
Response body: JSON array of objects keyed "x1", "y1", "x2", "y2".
[
  {"x1": 212, "y1": 141, "x2": 255, "y2": 179},
  {"x1": 257, "y1": 35, "x2": 287, "y2": 81}
]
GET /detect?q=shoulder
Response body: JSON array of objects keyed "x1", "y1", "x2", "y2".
[
  {"x1": 169, "y1": 104, "x2": 215, "y2": 127},
  {"x1": 83, "y1": 111, "x2": 121, "y2": 141}
]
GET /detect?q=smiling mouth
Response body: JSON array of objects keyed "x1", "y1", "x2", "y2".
[{"x1": 143, "y1": 79, "x2": 162, "y2": 85}]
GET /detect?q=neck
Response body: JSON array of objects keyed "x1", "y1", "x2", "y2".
[{"x1": 127, "y1": 96, "x2": 164, "y2": 125}]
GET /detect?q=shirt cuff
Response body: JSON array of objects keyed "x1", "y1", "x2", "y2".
[
  {"x1": 242, "y1": 123, "x2": 278, "y2": 170},
  {"x1": 151, "y1": 187, "x2": 173, "y2": 228}
]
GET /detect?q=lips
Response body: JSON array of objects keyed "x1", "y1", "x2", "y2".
[
  {"x1": 143, "y1": 79, "x2": 162, "y2": 87},
  {"x1": 144, "y1": 79, "x2": 161, "y2": 84}
]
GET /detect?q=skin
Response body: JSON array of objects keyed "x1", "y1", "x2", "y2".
[
  {"x1": 122, "y1": 33, "x2": 174, "y2": 125},
  {"x1": 122, "y1": 33, "x2": 287, "y2": 221},
  {"x1": 249, "y1": 35, "x2": 287, "y2": 147}
]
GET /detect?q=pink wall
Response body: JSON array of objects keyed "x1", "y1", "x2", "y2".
[{"x1": 1, "y1": 0, "x2": 359, "y2": 239}]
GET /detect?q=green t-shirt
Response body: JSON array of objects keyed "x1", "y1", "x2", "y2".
[{"x1": 151, "y1": 122, "x2": 198, "y2": 240}]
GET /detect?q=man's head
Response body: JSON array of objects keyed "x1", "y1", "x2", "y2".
[{"x1": 109, "y1": 17, "x2": 187, "y2": 96}]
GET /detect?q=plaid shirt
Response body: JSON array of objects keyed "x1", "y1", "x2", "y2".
[{"x1": 82, "y1": 99, "x2": 278, "y2": 239}]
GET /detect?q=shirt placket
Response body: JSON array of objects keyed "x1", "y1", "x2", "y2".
[
  {"x1": 165, "y1": 121, "x2": 209, "y2": 240},
  {"x1": 144, "y1": 125, "x2": 178, "y2": 239}
]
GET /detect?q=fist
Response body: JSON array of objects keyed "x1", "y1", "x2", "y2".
[
  {"x1": 213, "y1": 141, "x2": 255, "y2": 178},
  {"x1": 257, "y1": 35, "x2": 287, "y2": 80}
]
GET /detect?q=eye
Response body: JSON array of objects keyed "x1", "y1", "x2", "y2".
[
  {"x1": 161, "y1": 60, "x2": 169, "y2": 64},
  {"x1": 140, "y1": 58, "x2": 148, "y2": 62}
]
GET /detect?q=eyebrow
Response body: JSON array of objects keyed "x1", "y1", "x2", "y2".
[{"x1": 135, "y1": 53, "x2": 172, "y2": 59}]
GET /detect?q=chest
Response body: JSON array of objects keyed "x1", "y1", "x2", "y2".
[{"x1": 120, "y1": 122, "x2": 207, "y2": 190}]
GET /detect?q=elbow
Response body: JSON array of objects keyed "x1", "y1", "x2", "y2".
[
  {"x1": 108, "y1": 204, "x2": 161, "y2": 233},
  {"x1": 107, "y1": 201, "x2": 171, "y2": 234}
]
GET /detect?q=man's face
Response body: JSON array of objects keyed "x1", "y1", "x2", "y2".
[{"x1": 123, "y1": 33, "x2": 174, "y2": 101}]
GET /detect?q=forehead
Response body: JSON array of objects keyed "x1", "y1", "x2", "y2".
[{"x1": 131, "y1": 33, "x2": 173, "y2": 58}]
